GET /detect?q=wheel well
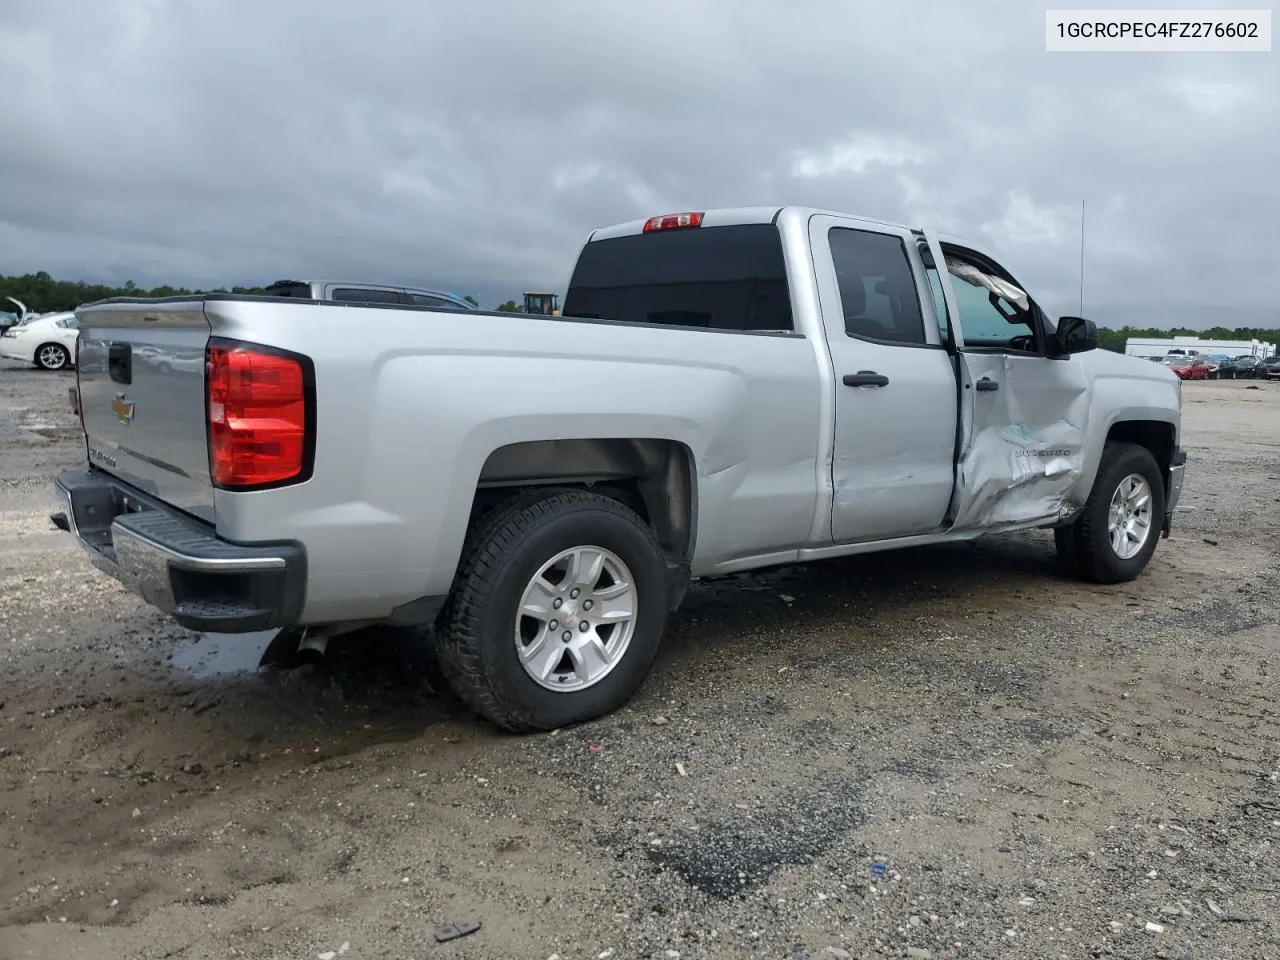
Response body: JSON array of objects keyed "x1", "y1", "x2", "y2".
[
  {"x1": 469, "y1": 438, "x2": 697, "y2": 565},
  {"x1": 1106, "y1": 420, "x2": 1175, "y2": 475}
]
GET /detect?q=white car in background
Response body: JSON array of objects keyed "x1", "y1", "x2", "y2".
[{"x1": 0, "y1": 311, "x2": 79, "y2": 370}]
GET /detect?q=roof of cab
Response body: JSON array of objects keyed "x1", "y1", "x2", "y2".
[{"x1": 580, "y1": 206, "x2": 1031, "y2": 297}]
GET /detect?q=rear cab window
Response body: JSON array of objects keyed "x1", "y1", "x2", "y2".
[{"x1": 562, "y1": 223, "x2": 793, "y2": 332}]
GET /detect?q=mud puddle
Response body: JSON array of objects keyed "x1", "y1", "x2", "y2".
[
  {"x1": 170, "y1": 625, "x2": 447, "y2": 705},
  {"x1": 170, "y1": 629, "x2": 284, "y2": 678}
]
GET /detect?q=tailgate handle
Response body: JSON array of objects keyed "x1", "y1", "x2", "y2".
[
  {"x1": 975, "y1": 377, "x2": 999, "y2": 392},
  {"x1": 108, "y1": 343, "x2": 132, "y2": 385}
]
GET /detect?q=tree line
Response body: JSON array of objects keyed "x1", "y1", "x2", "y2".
[
  {"x1": 3, "y1": 271, "x2": 1277, "y2": 350},
  {"x1": 1093, "y1": 325, "x2": 1280, "y2": 353}
]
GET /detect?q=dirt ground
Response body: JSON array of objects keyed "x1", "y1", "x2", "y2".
[{"x1": 1, "y1": 361, "x2": 1276, "y2": 960}]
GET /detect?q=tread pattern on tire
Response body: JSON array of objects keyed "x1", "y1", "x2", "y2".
[
  {"x1": 1066, "y1": 441, "x2": 1164, "y2": 584},
  {"x1": 435, "y1": 488, "x2": 664, "y2": 732}
]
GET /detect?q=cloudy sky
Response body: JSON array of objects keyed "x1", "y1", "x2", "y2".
[{"x1": 1, "y1": 0, "x2": 1276, "y2": 329}]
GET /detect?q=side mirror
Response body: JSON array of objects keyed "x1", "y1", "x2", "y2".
[{"x1": 1053, "y1": 315, "x2": 1097, "y2": 355}]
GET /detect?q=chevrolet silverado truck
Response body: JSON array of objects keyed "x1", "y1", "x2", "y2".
[{"x1": 53, "y1": 206, "x2": 1186, "y2": 732}]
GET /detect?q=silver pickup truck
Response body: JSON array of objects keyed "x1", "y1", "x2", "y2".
[{"x1": 54, "y1": 206, "x2": 1186, "y2": 731}]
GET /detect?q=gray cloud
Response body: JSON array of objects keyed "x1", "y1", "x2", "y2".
[{"x1": 1, "y1": 0, "x2": 1276, "y2": 327}]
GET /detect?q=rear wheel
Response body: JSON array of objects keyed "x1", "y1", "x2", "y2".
[
  {"x1": 435, "y1": 489, "x2": 670, "y2": 732},
  {"x1": 35, "y1": 343, "x2": 69, "y2": 370},
  {"x1": 1055, "y1": 442, "x2": 1165, "y2": 583}
]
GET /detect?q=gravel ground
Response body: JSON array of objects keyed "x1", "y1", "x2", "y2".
[{"x1": 1, "y1": 360, "x2": 1277, "y2": 960}]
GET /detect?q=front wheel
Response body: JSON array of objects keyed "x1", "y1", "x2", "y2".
[
  {"x1": 1055, "y1": 442, "x2": 1166, "y2": 583},
  {"x1": 436, "y1": 490, "x2": 670, "y2": 732}
]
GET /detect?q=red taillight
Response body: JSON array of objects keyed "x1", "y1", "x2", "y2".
[
  {"x1": 642, "y1": 211, "x2": 704, "y2": 232},
  {"x1": 206, "y1": 342, "x2": 310, "y2": 489}
]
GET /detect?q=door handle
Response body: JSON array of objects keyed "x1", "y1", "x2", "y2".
[
  {"x1": 108, "y1": 342, "x2": 132, "y2": 385},
  {"x1": 975, "y1": 377, "x2": 999, "y2": 392},
  {"x1": 843, "y1": 371, "x2": 889, "y2": 388}
]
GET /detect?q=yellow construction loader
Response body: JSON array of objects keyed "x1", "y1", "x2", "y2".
[{"x1": 523, "y1": 292, "x2": 560, "y2": 316}]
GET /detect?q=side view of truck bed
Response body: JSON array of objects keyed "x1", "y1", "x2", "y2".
[{"x1": 54, "y1": 205, "x2": 1186, "y2": 731}]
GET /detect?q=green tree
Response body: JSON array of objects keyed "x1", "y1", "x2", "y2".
[
  {"x1": 0, "y1": 271, "x2": 267, "y2": 314},
  {"x1": 1093, "y1": 324, "x2": 1280, "y2": 354},
  {"x1": 463, "y1": 295, "x2": 479, "y2": 307},
  {"x1": 495, "y1": 299, "x2": 523, "y2": 312}
]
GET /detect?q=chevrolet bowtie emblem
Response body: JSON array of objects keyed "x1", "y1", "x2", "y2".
[{"x1": 112, "y1": 393, "x2": 135, "y2": 424}]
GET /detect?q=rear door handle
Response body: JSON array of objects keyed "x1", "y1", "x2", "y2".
[
  {"x1": 108, "y1": 342, "x2": 132, "y2": 385},
  {"x1": 843, "y1": 371, "x2": 889, "y2": 388},
  {"x1": 975, "y1": 377, "x2": 999, "y2": 392}
]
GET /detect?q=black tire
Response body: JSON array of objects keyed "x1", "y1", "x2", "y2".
[
  {"x1": 1052, "y1": 524, "x2": 1080, "y2": 577},
  {"x1": 435, "y1": 489, "x2": 670, "y2": 732},
  {"x1": 35, "y1": 343, "x2": 70, "y2": 370},
  {"x1": 1056, "y1": 442, "x2": 1166, "y2": 584}
]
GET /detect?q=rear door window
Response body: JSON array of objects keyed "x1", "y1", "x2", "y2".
[
  {"x1": 827, "y1": 227, "x2": 927, "y2": 345},
  {"x1": 562, "y1": 223, "x2": 793, "y2": 332}
]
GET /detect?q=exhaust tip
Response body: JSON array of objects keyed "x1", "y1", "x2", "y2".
[
  {"x1": 50, "y1": 511, "x2": 70, "y2": 532},
  {"x1": 295, "y1": 631, "x2": 329, "y2": 662}
]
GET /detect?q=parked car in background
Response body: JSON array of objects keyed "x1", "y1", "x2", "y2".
[
  {"x1": 0, "y1": 311, "x2": 79, "y2": 370},
  {"x1": 1262, "y1": 356, "x2": 1280, "y2": 380},
  {"x1": 1166, "y1": 357, "x2": 1212, "y2": 381},
  {"x1": 1221, "y1": 356, "x2": 1262, "y2": 379},
  {"x1": 1203, "y1": 354, "x2": 1236, "y2": 378},
  {"x1": 263, "y1": 280, "x2": 478, "y2": 311},
  {"x1": 132, "y1": 343, "x2": 205, "y2": 376}
]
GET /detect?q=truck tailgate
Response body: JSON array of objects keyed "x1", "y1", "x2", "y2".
[{"x1": 75, "y1": 300, "x2": 215, "y2": 522}]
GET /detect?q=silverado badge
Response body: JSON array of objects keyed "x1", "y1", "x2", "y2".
[{"x1": 112, "y1": 393, "x2": 135, "y2": 424}]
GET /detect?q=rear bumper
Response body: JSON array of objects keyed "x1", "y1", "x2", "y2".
[
  {"x1": 53, "y1": 467, "x2": 306, "y2": 632},
  {"x1": 1163, "y1": 447, "x2": 1187, "y2": 536}
]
